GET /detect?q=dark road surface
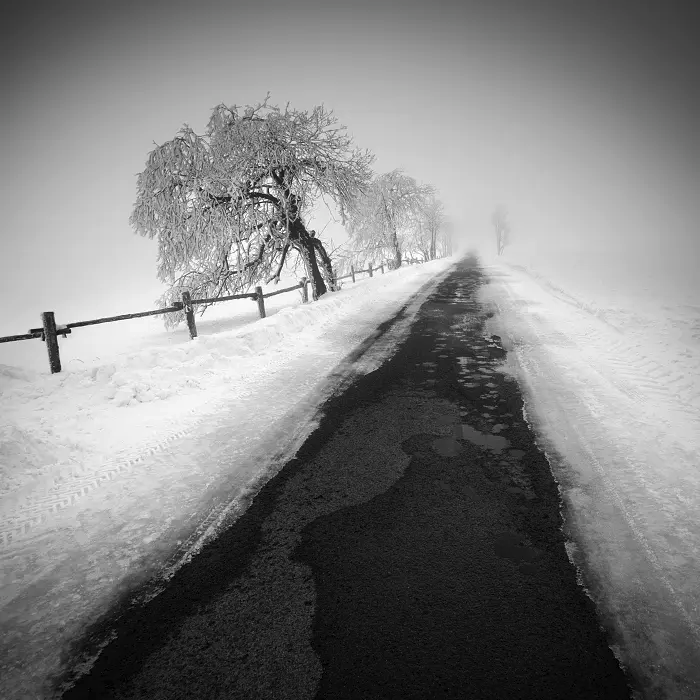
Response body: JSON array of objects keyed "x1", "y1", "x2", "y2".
[{"x1": 59, "y1": 256, "x2": 634, "y2": 699}]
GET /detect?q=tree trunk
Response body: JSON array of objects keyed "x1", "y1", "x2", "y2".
[
  {"x1": 310, "y1": 236, "x2": 338, "y2": 291},
  {"x1": 293, "y1": 238, "x2": 326, "y2": 299},
  {"x1": 389, "y1": 225, "x2": 402, "y2": 269},
  {"x1": 381, "y1": 194, "x2": 402, "y2": 269},
  {"x1": 288, "y1": 220, "x2": 328, "y2": 299},
  {"x1": 283, "y1": 197, "x2": 331, "y2": 300}
]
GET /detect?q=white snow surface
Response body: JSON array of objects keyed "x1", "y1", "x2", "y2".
[
  {"x1": 0, "y1": 258, "x2": 457, "y2": 699},
  {"x1": 478, "y1": 245, "x2": 700, "y2": 700},
  {"x1": 3, "y1": 246, "x2": 700, "y2": 699}
]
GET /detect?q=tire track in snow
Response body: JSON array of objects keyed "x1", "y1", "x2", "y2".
[
  {"x1": 484, "y1": 277, "x2": 700, "y2": 697},
  {"x1": 516, "y1": 347, "x2": 700, "y2": 644},
  {"x1": 492, "y1": 277, "x2": 700, "y2": 488},
  {"x1": 0, "y1": 263, "x2": 457, "y2": 552},
  {"x1": 569, "y1": 324, "x2": 700, "y2": 448},
  {"x1": 0, "y1": 407, "x2": 207, "y2": 548},
  {"x1": 492, "y1": 264, "x2": 700, "y2": 449},
  {"x1": 487, "y1": 272, "x2": 700, "y2": 592}
]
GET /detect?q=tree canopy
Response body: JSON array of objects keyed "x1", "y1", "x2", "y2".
[
  {"x1": 130, "y1": 96, "x2": 375, "y2": 325},
  {"x1": 345, "y1": 169, "x2": 434, "y2": 269},
  {"x1": 405, "y1": 193, "x2": 446, "y2": 262}
]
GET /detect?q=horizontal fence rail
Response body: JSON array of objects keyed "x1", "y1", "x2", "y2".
[
  {"x1": 335, "y1": 262, "x2": 382, "y2": 283},
  {"x1": 189, "y1": 292, "x2": 256, "y2": 305},
  {"x1": 334, "y1": 258, "x2": 421, "y2": 284},
  {"x1": 0, "y1": 332, "x2": 43, "y2": 343},
  {"x1": 28, "y1": 305, "x2": 185, "y2": 336},
  {"x1": 0, "y1": 256, "x2": 438, "y2": 373}
]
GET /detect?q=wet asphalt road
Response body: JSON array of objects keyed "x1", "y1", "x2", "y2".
[{"x1": 59, "y1": 256, "x2": 633, "y2": 699}]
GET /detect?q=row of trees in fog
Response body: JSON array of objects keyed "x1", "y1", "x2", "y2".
[
  {"x1": 339, "y1": 169, "x2": 452, "y2": 277},
  {"x1": 130, "y1": 96, "x2": 453, "y2": 328}
]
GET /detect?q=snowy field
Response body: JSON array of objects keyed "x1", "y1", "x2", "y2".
[
  {"x1": 0, "y1": 257, "x2": 458, "y2": 699},
  {"x1": 478, "y1": 245, "x2": 700, "y2": 700}
]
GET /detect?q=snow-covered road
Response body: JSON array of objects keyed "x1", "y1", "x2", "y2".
[
  {"x1": 0, "y1": 257, "x2": 457, "y2": 700},
  {"x1": 3, "y1": 250, "x2": 700, "y2": 699},
  {"x1": 479, "y1": 259, "x2": 700, "y2": 699}
]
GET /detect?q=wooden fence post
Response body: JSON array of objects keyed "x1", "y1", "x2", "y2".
[
  {"x1": 368, "y1": 263, "x2": 373, "y2": 278},
  {"x1": 350, "y1": 265, "x2": 356, "y2": 283},
  {"x1": 301, "y1": 277, "x2": 309, "y2": 303},
  {"x1": 41, "y1": 311, "x2": 61, "y2": 373},
  {"x1": 182, "y1": 291, "x2": 198, "y2": 339},
  {"x1": 255, "y1": 286, "x2": 266, "y2": 318}
]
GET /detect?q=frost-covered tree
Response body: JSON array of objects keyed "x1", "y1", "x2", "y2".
[
  {"x1": 403, "y1": 194, "x2": 446, "y2": 262},
  {"x1": 423, "y1": 195, "x2": 445, "y2": 261},
  {"x1": 330, "y1": 240, "x2": 371, "y2": 279},
  {"x1": 346, "y1": 169, "x2": 434, "y2": 269},
  {"x1": 402, "y1": 220, "x2": 432, "y2": 263},
  {"x1": 130, "y1": 96, "x2": 375, "y2": 325},
  {"x1": 438, "y1": 219, "x2": 454, "y2": 257},
  {"x1": 492, "y1": 204, "x2": 510, "y2": 256}
]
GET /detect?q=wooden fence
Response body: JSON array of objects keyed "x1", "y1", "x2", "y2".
[
  {"x1": 335, "y1": 261, "x2": 383, "y2": 284},
  {"x1": 334, "y1": 257, "x2": 421, "y2": 285},
  {"x1": 0, "y1": 257, "x2": 426, "y2": 374}
]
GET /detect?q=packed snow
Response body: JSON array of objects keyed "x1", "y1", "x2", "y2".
[
  {"x1": 0, "y1": 257, "x2": 457, "y2": 699},
  {"x1": 2, "y1": 245, "x2": 700, "y2": 699},
  {"x1": 478, "y1": 244, "x2": 700, "y2": 699}
]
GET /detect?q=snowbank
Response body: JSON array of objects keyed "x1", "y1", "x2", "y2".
[
  {"x1": 478, "y1": 243, "x2": 700, "y2": 422},
  {"x1": 0, "y1": 258, "x2": 456, "y2": 516},
  {"x1": 478, "y1": 252, "x2": 700, "y2": 698}
]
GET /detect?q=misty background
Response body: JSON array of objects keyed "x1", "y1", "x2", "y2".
[{"x1": 1, "y1": 0, "x2": 699, "y2": 369}]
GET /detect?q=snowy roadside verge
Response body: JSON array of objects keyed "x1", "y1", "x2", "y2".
[
  {"x1": 1, "y1": 256, "x2": 458, "y2": 700},
  {"x1": 1, "y1": 257, "x2": 457, "y2": 539},
  {"x1": 478, "y1": 256, "x2": 700, "y2": 699},
  {"x1": 0, "y1": 259, "x2": 453, "y2": 546},
  {"x1": 477, "y1": 249, "x2": 700, "y2": 448},
  {"x1": 486, "y1": 247, "x2": 700, "y2": 366}
]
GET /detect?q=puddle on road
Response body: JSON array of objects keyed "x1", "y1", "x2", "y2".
[
  {"x1": 459, "y1": 424, "x2": 509, "y2": 452},
  {"x1": 432, "y1": 421, "x2": 511, "y2": 456},
  {"x1": 494, "y1": 531, "x2": 540, "y2": 563}
]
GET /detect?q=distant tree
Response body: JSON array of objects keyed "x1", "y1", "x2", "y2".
[
  {"x1": 420, "y1": 194, "x2": 446, "y2": 261},
  {"x1": 130, "y1": 96, "x2": 375, "y2": 326},
  {"x1": 403, "y1": 219, "x2": 432, "y2": 263},
  {"x1": 492, "y1": 205, "x2": 510, "y2": 256},
  {"x1": 436, "y1": 218, "x2": 454, "y2": 258},
  {"x1": 346, "y1": 169, "x2": 433, "y2": 270},
  {"x1": 400, "y1": 197, "x2": 445, "y2": 263}
]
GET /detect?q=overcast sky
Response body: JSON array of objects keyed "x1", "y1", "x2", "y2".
[{"x1": 1, "y1": 0, "x2": 698, "y2": 337}]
